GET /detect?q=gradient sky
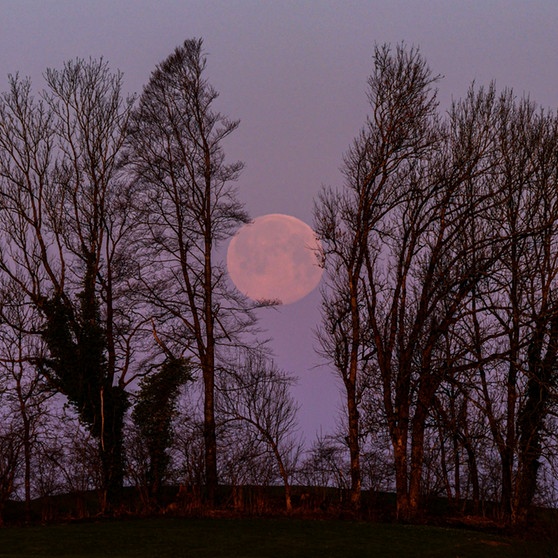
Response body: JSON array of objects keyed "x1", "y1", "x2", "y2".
[{"x1": 2, "y1": 0, "x2": 558, "y2": 440}]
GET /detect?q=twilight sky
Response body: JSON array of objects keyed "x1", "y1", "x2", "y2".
[{"x1": 2, "y1": 0, "x2": 558, "y2": 439}]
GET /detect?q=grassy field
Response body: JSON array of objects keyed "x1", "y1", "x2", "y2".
[{"x1": 0, "y1": 517, "x2": 552, "y2": 558}]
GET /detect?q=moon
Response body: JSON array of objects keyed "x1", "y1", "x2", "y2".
[{"x1": 227, "y1": 214, "x2": 323, "y2": 305}]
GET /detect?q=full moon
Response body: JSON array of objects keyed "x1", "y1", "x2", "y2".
[{"x1": 227, "y1": 214, "x2": 323, "y2": 305}]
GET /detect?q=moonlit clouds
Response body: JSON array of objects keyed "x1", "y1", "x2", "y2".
[{"x1": 227, "y1": 214, "x2": 323, "y2": 305}]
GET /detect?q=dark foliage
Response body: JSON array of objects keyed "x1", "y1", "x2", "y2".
[{"x1": 132, "y1": 358, "x2": 192, "y2": 504}]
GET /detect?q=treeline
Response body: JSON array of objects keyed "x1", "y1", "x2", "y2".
[
  {"x1": 315, "y1": 44, "x2": 558, "y2": 524},
  {"x1": 0, "y1": 40, "x2": 557, "y2": 527}
]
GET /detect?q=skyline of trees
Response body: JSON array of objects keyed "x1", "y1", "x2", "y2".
[
  {"x1": 315, "y1": 44, "x2": 558, "y2": 523},
  {"x1": 1, "y1": 39, "x2": 558, "y2": 526}
]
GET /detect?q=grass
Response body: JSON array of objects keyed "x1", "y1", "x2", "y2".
[{"x1": 0, "y1": 517, "x2": 552, "y2": 558}]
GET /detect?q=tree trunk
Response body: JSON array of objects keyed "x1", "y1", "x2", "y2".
[
  {"x1": 277, "y1": 455, "x2": 293, "y2": 514},
  {"x1": 203, "y1": 358, "x2": 218, "y2": 506},
  {"x1": 453, "y1": 433, "x2": 461, "y2": 506},
  {"x1": 464, "y1": 442, "x2": 480, "y2": 514},
  {"x1": 23, "y1": 415, "x2": 31, "y2": 523},
  {"x1": 500, "y1": 448, "x2": 514, "y2": 519},
  {"x1": 408, "y1": 404, "x2": 429, "y2": 520},
  {"x1": 99, "y1": 384, "x2": 127, "y2": 512},
  {"x1": 346, "y1": 382, "x2": 361, "y2": 511},
  {"x1": 513, "y1": 317, "x2": 557, "y2": 524},
  {"x1": 16, "y1": 376, "x2": 32, "y2": 523},
  {"x1": 513, "y1": 394, "x2": 542, "y2": 525},
  {"x1": 392, "y1": 431, "x2": 410, "y2": 520}
]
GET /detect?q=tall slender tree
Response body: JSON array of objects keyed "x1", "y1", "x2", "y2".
[
  {"x1": 473, "y1": 96, "x2": 558, "y2": 523},
  {"x1": 0, "y1": 282, "x2": 50, "y2": 523},
  {"x1": 125, "y1": 39, "x2": 254, "y2": 504}
]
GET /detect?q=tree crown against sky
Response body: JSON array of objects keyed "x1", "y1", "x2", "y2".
[
  {"x1": 314, "y1": 43, "x2": 558, "y2": 522},
  {"x1": 123, "y1": 38, "x2": 263, "y2": 504}
]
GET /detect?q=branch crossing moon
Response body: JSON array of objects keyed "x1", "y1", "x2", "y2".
[{"x1": 227, "y1": 214, "x2": 323, "y2": 305}]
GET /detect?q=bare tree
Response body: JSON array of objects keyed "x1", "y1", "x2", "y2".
[
  {"x1": 0, "y1": 59, "x2": 142, "y2": 510},
  {"x1": 298, "y1": 433, "x2": 350, "y2": 505},
  {"x1": 315, "y1": 45, "x2": 507, "y2": 520},
  {"x1": 0, "y1": 282, "x2": 51, "y2": 522},
  {"x1": 125, "y1": 39, "x2": 256, "y2": 505},
  {"x1": 172, "y1": 412, "x2": 206, "y2": 510},
  {"x1": 217, "y1": 351, "x2": 302, "y2": 512},
  {"x1": 432, "y1": 92, "x2": 558, "y2": 524},
  {"x1": 474, "y1": 96, "x2": 558, "y2": 523},
  {"x1": 314, "y1": 43, "x2": 441, "y2": 515}
]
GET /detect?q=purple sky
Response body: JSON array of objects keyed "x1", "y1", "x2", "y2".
[{"x1": 2, "y1": 1, "x2": 558, "y2": 440}]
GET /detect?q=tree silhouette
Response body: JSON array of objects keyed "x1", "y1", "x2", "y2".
[
  {"x1": 125, "y1": 38, "x2": 256, "y2": 505},
  {"x1": 132, "y1": 357, "x2": 192, "y2": 508},
  {"x1": 0, "y1": 59, "x2": 141, "y2": 510}
]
